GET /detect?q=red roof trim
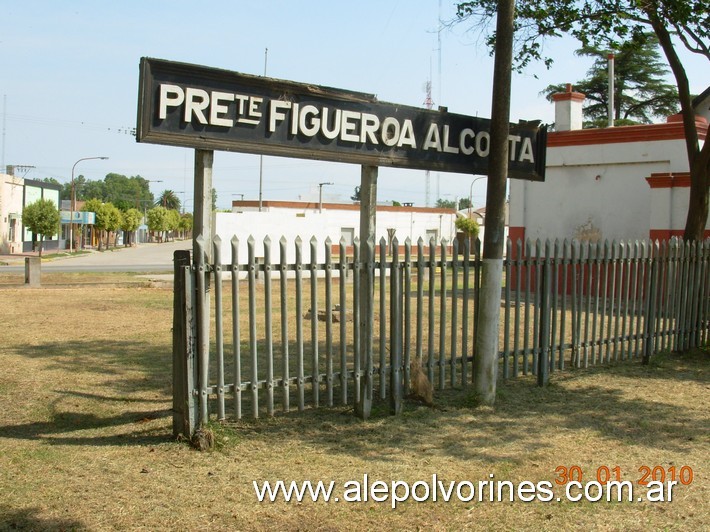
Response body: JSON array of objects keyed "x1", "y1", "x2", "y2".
[
  {"x1": 549, "y1": 119, "x2": 707, "y2": 147},
  {"x1": 645, "y1": 172, "x2": 692, "y2": 188}
]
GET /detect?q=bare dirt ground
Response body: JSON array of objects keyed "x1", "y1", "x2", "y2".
[{"x1": 0, "y1": 274, "x2": 707, "y2": 530}]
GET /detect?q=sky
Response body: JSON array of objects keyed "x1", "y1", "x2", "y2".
[{"x1": 2, "y1": 1, "x2": 708, "y2": 210}]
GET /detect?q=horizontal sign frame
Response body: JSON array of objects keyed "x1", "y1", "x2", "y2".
[{"x1": 137, "y1": 57, "x2": 545, "y2": 181}]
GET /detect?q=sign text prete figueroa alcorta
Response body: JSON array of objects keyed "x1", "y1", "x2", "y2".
[{"x1": 137, "y1": 58, "x2": 546, "y2": 181}]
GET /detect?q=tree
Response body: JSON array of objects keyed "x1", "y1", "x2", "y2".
[
  {"x1": 104, "y1": 203, "x2": 123, "y2": 248},
  {"x1": 456, "y1": 0, "x2": 710, "y2": 240},
  {"x1": 455, "y1": 216, "x2": 480, "y2": 239},
  {"x1": 81, "y1": 179, "x2": 105, "y2": 202},
  {"x1": 436, "y1": 198, "x2": 456, "y2": 209},
  {"x1": 73, "y1": 174, "x2": 155, "y2": 211},
  {"x1": 211, "y1": 188, "x2": 218, "y2": 211},
  {"x1": 351, "y1": 186, "x2": 361, "y2": 202},
  {"x1": 156, "y1": 189, "x2": 181, "y2": 211},
  {"x1": 22, "y1": 199, "x2": 60, "y2": 257},
  {"x1": 146, "y1": 206, "x2": 169, "y2": 242},
  {"x1": 436, "y1": 198, "x2": 471, "y2": 210},
  {"x1": 179, "y1": 212, "x2": 194, "y2": 239},
  {"x1": 542, "y1": 36, "x2": 679, "y2": 127},
  {"x1": 84, "y1": 199, "x2": 121, "y2": 250},
  {"x1": 166, "y1": 209, "x2": 181, "y2": 241},
  {"x1": 121, "y1": 208, "x2": 142, "y2": 247}
]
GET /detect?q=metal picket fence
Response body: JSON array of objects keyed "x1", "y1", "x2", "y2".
[{"x1": 172, "y1": 235, "x2": 709, "y2": 436}]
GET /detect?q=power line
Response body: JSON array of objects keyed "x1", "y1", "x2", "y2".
[{"x1": 3, "y1": 112, "x2": 136, "y2": 136}]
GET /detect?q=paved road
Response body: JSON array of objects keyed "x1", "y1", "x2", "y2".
[{"x1": 0, "y1": 240, "x2": 192, "y2": 273}]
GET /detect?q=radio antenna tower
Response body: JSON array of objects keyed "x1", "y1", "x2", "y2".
[
  {"x1": 436, "y1": 0, "x2": 443, "y2": 204},
  {"x1": 423, "y1": 77, "x2": 434, "y2": 207}
]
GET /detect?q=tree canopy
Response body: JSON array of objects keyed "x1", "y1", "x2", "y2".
[
  {"x1": 84, "y1": 198, "x2": 122, "y2": 250},
  {"x1": 147, "y1": 206, "x2": 170, "y2": 240},
  {"x1": 455, "y1": 216, "x2": 480, "y2": 238},
  {"x1": 121, "y1": 208, "x2": 142, "y2": 247},
  {"x1": 436, "y1": 198, "x2": 472, "y2": 210},
  {"x1": 155, "y1": 189, "x2": 182, "y2": 211},
  {"x1": 67, "y1": 173, "x2": 156, "y2": 211},
  {"x1": 542, "y1": 36, "x2": 679, "y2": 127},
  {"x1": 22, "y1": 198, "x2": 60, "y2": 256}
]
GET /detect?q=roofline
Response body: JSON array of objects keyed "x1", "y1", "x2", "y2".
[
  {"x1": 24, "y1": 178, "x2": 62, "y2": 191},
  {"x1": 231, "y1": 200, "x2": 456, "y2": 214},
  {"x1": 692, "y1": 86, "x2": 710, "y2": 108},
  {"x1": 548, "y1": 116, "x2": 707, "y2": 147}
]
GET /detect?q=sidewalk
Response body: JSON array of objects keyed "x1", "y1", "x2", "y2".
[
  {"x1": 0, "y1": 247, "x2": 107, "y2": 266},
  {"x1": 0, "y1": 240, "x2": 191, "y2": 270}
]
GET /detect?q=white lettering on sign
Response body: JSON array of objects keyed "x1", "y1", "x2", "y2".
[
  {"x1": 423, "y1": 123, "x2": 441, "y2": 151},
  {"x1": 321, "y1": 107, "x2": 341, "y2": 140},
  {"x1": 460, "y1": 128, "x2": 475, "y2": 155},
  {"x1": 518, "y1": 136, "x2": 534, "y2": 162},
  {"x1": 184, "y1": 88, "x2": 209, "y2": 124},
  {"x1": 398, "y1": 120, "x2": 416, "y2": 148},
  {"x1": 210, "y1": 91, "x2": 234, "y2": 127},
  {"x1": 340, "y1": 110, "x2": 360, "y2": 142},
  {"x1": 268, "y1": 100, "x2": 291, "y2": 132},
  {"x1": 159, "y1": 84, "x2": 184, "y2": 119},
  {"x1": 155, "y1": 83, "x2": 536, "y2": 164}
]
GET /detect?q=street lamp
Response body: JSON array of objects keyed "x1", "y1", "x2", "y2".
[
  {"x1": 318, "y1": 182, "x2": 334, "y2": 213},
  {"x1": 70, "y1": 156, "x2": 108, "y2": 253},
  {"x1": 468, "y1": 176, "x2": 487, "y2": 217}
]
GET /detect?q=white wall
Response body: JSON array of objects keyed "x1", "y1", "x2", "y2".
[
  {"x1": 0, "y1": 174, "x2": 25, "y2": 254},
  {"x1": 509, "y1": 133, "x2": 702, "y2": 243},
  {"x1": 214, "y1": 206, "x2": 458, "y2": 264}
]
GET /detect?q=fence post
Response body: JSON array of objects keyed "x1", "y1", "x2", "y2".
[
  {"x1": 194, "y1": 236, "x2": 210, "y2": 426},
  {"x1": 689, "y1": 241, "x2": 703, "y2": 349},
  {"x1": 538, "y1": 240, "x2": 552, "y2": 386},
  {"x1": 173, "y1": 249, "x2": 197, "y2": 438},
  {"x1": 390, "y1": 237, "x2": 403, "y2": 414},
  {"x1": 355, "y1": 165, "x2": 377, "y2": 419},
  {"x1": 643, "y1": 242, "x2": 659, "y2": 365},
  {"x1": 213, "y1": 237, "x2": 226, "y2": 421}
]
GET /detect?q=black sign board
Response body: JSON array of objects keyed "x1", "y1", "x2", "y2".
[{"x1": 137, "y1": 58, "x2": 546, "y2": 181}]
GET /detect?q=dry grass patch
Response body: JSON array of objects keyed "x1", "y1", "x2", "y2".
[{"x1": 0, "y1": 275, "x2": 707, "y2": 530}]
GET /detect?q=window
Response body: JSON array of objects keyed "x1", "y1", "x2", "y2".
[{"x1": 340, "y1": 227, "x2": 355, "y2": 246}]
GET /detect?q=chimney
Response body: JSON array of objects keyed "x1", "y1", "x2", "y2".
[{"x1": 552, "y1": 83, "x2": 585, "y2": 131}]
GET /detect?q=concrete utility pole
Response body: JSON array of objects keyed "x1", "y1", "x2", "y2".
[
  {"x1": 474, "y1": 0, "x2": 515, "y2": 406},
  {"x1": 194, "y1": 149, "x2": 214, "y2": 259}
]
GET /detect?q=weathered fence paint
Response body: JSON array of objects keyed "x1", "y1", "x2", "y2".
[{"x1": 172, "y1": 236, "x2": 710, "y2": 437}]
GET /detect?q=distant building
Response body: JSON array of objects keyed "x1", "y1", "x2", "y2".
[
  {"x1": 0, "y1": 173, "x2": 25, "y2": 254},
  {"x1": 216, "y1": 200, "x2": 459, "y2": 263},
  {"x1": 0, "y1": 173, "x2": 62, "y2": 254}
]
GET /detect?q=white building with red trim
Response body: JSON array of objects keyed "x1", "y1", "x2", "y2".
[
  {"x1": 218, "y1": 201, "x2": 459, "y2": 263},
  {"x1": 509, "y1": 85, "x2": 709, "y2": 245}
]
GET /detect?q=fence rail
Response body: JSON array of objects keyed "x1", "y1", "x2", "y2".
[{"x1": 173, "y1": 236, "x2": 710, "y2": 436}]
